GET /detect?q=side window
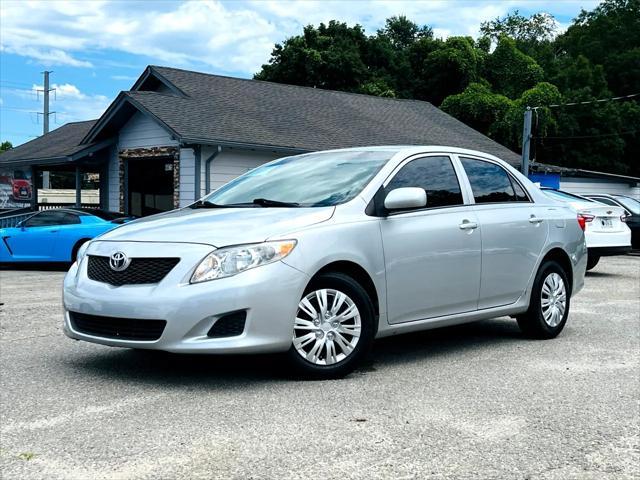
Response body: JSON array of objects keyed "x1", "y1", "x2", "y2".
[
  {"x1": 24, "y1": 212, "x2": 58, "y2": 227},
  {"x1": 60, "y1": 212, "x2": 81, "y2": 225},
  {"x1": 386, "y1": 156, "x2": 463, "y2": 209},
  {"x1": 511, "y1": 177, "x2": 530, "y2": 202},
  {"x1": 592, "y1": 197, "x2": 617, "y2": 207},
  {"x1": 460, "y1": 157, "x2": 517, "y2": 203}
]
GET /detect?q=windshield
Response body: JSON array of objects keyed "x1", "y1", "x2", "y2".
[
  {"x1": 613, "y1": 195, "x2": 640, "y2": 214},
  {"x1": 202, "y1": 150, "x2": 393, "y2": 207},
  {"x1": 542, "y1": 189, "x2": 593, "y2": 202}
]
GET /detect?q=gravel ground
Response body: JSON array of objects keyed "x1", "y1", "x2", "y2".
[{"x1": 0, "y1": 256, "x2": 639, "y2": 480}]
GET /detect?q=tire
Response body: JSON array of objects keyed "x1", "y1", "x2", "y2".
[
  {"x1": 517, "y1": 260, "x2": 570, "y2": 339},
  {"x1": 586, "y1": 255, "x2": 600, "y2": 271},
  {"x1": 71, "y1": 239, "x2": 89, "y2": 263},
  {"x1": 286, "y1": 272, "x2": 375, "y2": 380}
]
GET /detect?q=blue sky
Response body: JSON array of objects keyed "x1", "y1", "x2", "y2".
[{"x1": 1, "y1": 0, "x2": 600, "y2": 147}]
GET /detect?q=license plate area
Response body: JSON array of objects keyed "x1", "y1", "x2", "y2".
[{"x1": 601, "y1": 218, "x2": 613, "y2": 228}]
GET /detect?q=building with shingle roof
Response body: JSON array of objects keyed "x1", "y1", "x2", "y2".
[{"x1": 2, "y1": 65, "x2": 636, "y2": 214}]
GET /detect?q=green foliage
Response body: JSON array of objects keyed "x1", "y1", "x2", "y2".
[
  {"x1": 484, "y1": 37, "x2": 544, "y2": 99},
  {"x1": 480, "y1": 10, "x2": 558, "y2": 45},
  {"x1": 441, "y1": 83, "x2": 514, "y2": 139},
  {"x1": 419, "y1": 37, "x2": 481, "y2": 105},
  {"x1": 255, "y1": 1, "x2": 640, "y2": 175},
  {"x1": 0, "y1": 140, "x2": 12, "y2": 152}
]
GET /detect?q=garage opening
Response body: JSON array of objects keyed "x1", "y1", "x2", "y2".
[{"x1": 127, "y1": 157, "x2": 174, "y2": 217}]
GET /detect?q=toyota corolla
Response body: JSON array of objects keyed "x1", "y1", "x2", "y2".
[{"x1": 63, "y1": 146, "x2": 587, "y2": 379}]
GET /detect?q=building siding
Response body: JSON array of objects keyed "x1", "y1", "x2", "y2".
[
  {"x1": 560, "y1": 177, "x2": 640, "y2": 200},
  {"x1": 179, "y1": 147, "x2": 196, "y2": 207},
  {"x1": 119, "y1": 111, "x2": 177, "y2": 148},
  {"x1": 201, "y1": 147, "x2": 281, "y2": 193}
]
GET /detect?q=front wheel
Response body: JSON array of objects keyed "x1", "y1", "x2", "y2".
[
  {"x1": 286, "y1": 272, "x2": 375, "y2": 379},
  {"x1": 517, "y1": 260, "x2": 570, "y2": 339}
]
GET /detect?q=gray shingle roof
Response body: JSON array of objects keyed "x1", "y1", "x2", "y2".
[
  {"x1": 125, "y1": 66, "x2": 521, "y2": 165},
  {"x1": 0, "y1": 120, "x2": 97, "y2": 164}
]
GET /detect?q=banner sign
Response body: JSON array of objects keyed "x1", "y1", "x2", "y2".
[{"x1": 0, "y1": 168, "x2": 33, "y2": 208}]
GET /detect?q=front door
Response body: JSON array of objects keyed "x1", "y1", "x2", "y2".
[
  {"x1": 127, "y1": 158, "x2": 174, "y2": 217},
  {"x1": 380, "y1": 155, "x2": 482, "y2": 324},
  {"x1": 5, "y1": 211, "x2": 62, "y2": 259}
]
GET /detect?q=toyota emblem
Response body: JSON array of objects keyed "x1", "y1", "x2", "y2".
[{"x1": 109, "y1": 251, "x2": 131, "y2": 271}]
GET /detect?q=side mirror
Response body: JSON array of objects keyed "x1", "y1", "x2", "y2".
[
  {"x1": 384, "y1": 187, "x2": 427, "y2": 211},
  {"x1": 16, "y1": 220, "x2": 25, "y2": 229}
]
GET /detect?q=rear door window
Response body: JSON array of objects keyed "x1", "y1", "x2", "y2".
[
  {"x1": 460, "y1": 157, "x2": 521, "y2": 203},
  {"x1": 386, "y1": 156, "x2": 463, "y2": 209}
]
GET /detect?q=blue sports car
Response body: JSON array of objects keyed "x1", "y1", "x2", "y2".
[{"x1": 0, "y1": 209, "x2": 131, "y2": 263}]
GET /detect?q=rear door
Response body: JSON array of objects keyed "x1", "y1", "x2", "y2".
[
  {"x1": 5, "y1": 211, "x2": 63, "y2": 259},
  {"x1": 380, "y1": 154, "x2": 482, "y2": 323},
  {"x1": 458, "y1": 156, "x2": 549, "y2": 309}
]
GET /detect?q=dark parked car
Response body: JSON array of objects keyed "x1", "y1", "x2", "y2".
[{"x1": 585, "y1": 194, "x2": 640, "y2": 248}]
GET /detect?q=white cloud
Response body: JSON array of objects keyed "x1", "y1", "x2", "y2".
[{"x1": 0, "y1": 0, "x2": 602, "y2": 74}]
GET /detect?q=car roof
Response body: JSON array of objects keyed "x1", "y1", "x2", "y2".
[{"x1": 311, "y1": 145, "x2": 506, "y2": 162}]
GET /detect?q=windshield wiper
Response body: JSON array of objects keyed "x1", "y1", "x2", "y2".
[
  {"x1": 190, "y1": 200, "x2": 231, "y2": 209},
  {"x1": 252, "y1": 198, "x2": 300, "y2": 208}
]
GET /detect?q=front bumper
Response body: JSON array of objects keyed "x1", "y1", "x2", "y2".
[{"x1": 63, "y1": 241, "x2": 309, "y2": 354}]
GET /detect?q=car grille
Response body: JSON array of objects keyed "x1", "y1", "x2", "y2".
[
  {"x1": 87, "y1": 255, "x2": 180, "y2": 286},
  {"x1": 69, "y1": 312, "x2": 166, "y2": 341}
]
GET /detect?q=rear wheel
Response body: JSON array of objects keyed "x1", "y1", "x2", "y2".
[
  {"x1": 286, "y1": 272, "x2": 375, "y2": 379},
  {"x1": 517, "y1": 260, "x2": 570, "y2": 339},
  {"x1": 586, "y1": 255, "x2": 600, "y2": 271}
]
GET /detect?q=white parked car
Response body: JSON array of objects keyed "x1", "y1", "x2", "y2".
[{"x1": 541, "y1": 188, "x2": 631, "y2": 270}]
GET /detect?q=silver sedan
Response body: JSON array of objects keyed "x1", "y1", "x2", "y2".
[{"x1": 63, "y1": 146, "x2": 587, "y2": 379}]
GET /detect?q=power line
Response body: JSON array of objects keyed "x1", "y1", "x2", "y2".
[
  {"x1": 535, "y1": 130, "x2": 640, "y2": 140},
  {"x1": 0, "y1": 80, "x2": 34, "y2": 88},
  {"x1": 532, "y1": 92, "x2": 639, "y2": 110}
]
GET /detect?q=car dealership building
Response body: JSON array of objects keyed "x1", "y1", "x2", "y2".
[{"x1": 0, "y1": 65, "x2": 638, "y2": 217}]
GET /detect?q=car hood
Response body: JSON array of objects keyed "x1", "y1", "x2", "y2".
[{"x1": 95, "y1": 207, "x2": 335, "y2": 247}]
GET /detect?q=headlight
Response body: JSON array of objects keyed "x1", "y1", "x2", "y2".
[
  {"x1": 191, "y1": 240, "x2": 297, "y2": 283},
  {"x1": 76, "y1": 241, "x2": 90, "y2": 264}
]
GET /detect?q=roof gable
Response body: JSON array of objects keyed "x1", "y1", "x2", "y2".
[
  {"x1": 0, "y1": 120, "x2": 100, "y2": 165},
  {"x1": 130, "y1": 66, "x2": 187, "y2": 97}
]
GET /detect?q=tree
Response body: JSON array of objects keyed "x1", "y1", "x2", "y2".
[
  {"x1": 480, "y1": 10, "x2": 558, "y2": 45},
  {"x1": 255, "y1": 21, "x2": 370, "y2": 92},
  {"x1": 441, "y1": 82, "x2": 513, "y2": 142},
  {"x1": 378, "y1": 15, "x2": 432, "y2": 49},
  {"x1": 484, "y1": 37, "x2": 544, "y2": 99},
  {"x1": 255, "y1": 4, "x2": 638, "y2": 175},
  {"x1": 0, "y1": 141, "x2": 12, "y2": 152},
  {"x1": 416, "y1": 36, "x2": 481, "y2": 105}
]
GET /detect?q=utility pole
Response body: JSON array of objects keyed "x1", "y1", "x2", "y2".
[
  {"x1": 521, "y1": 107, "x2": 532, "y2": 176},
  {"x1": 40, "y1": 71, "x2": 55, "y2": 188}
]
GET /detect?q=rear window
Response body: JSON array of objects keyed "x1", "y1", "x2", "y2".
[{"x1": 542, "y1": 190, "x2": 594, "y2": 202}]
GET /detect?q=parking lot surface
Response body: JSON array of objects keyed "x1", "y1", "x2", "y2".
[{"x1": 1, "y1": 256, "x2": 639, "y2": 479}]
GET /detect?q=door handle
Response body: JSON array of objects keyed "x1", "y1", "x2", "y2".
[
  {"x1": 49, "y1": 230, "x2": 59, "y2": 233},
  {"x1": 529, "y1": 216, "x2": 543, "y2": 224},
  {"x1": 459, "y1": 220, "x2": 478, "y2": 230}
]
